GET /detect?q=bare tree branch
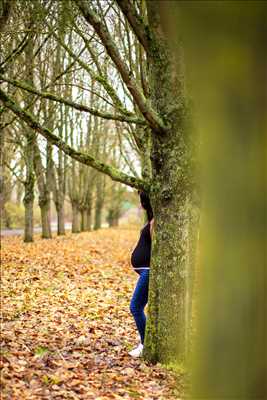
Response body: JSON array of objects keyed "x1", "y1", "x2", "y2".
[
  {"x1": 52, "y1": 30, "x2": 134, "y2": 116},
  {"x1": 74, "y1": 0, "x2": 167, "y2": 134},
  {"x1": 115, "y1": 0, "x2": 150, "y2": 53},
  {"x1": 0, "y1": 75, "x2": 145, "y2": 125},
  {"x1": 3, "y1": 160, "x2": 25, "y2": 184},
  {"x1": 0, "y1": 87, "x2": 149, "y2": 191}
]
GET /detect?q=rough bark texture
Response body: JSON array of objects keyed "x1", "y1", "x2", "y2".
[{"x1": 144, "y1": 1, "x2": 197, "y2": 364}]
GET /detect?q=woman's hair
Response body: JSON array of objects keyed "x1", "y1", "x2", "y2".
[{"x1": 139, "y1": 191, "x2": 154, "y2": 222}]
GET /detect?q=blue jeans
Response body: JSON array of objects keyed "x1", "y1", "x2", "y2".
[{"x1": 130, "y1": 269, "x2": 149, "y2": 344}]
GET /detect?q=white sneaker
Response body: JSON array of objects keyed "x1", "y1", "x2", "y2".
[{"x1": 128, "y1": 343, "x2": 143, "y2": 358}]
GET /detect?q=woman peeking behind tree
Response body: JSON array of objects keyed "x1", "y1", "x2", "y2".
[{"x1": 128, "y1": 191, "x2": 154, "y2": 357}]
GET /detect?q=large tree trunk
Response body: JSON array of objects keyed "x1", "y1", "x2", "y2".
[{"x1": 144, "y1": 1, "x2": 197, "y2": 364}]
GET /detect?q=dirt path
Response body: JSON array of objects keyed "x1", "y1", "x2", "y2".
[{"x1": 1, "y1": 229, "x2": 182, "y2": 399}]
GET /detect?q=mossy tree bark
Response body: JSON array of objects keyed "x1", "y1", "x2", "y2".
[{"x1": 143, "y1": 1, "x2": 197, "y2": 364}]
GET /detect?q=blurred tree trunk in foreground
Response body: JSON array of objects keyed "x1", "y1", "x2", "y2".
[{"x1": 175, "y1": 2, "x2": 267, "y2": 398}]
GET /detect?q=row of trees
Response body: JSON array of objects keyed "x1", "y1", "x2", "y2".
[
  {"x1": 0, "y1": 0, "x2": 137, "y2": 240},
  {"x1": 1, "y1": 111, "x2": 128, "y2": 239}
]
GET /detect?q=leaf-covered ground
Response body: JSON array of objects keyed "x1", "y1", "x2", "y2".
[{"x1": 1, "y1": 228, "x2": 184, "y2": 399}]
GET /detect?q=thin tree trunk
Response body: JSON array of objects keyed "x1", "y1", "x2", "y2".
[
  {"x1": 33, "y1": 140, "x2": 52, "y2": 239},
  {"x1": 50, "y1": 164, "x2": 65, "y2": 236},
  {"x1": 86, "y1": 206, "x2": 92, "y2": 231},
  {"x1": 80, "y1": 208, "x2": 87, "y2": 231},
  {"x1": 39, "y1": 197, "x2": 51, "y2": 238},
  {"x1": 56, "y1": 144, "x2": 66, "y2": 235},
  {"x1": 57, "y1": 203, "x2": 65, "y2": 235},
  {"x1": 23, "y1": 194, "x2": 34, "y2": 242},
  {"x1": 23, "y1": 133, "x2": 35, "y2": 243},
  {"x1": 94, "y1": 174, "x2": 105, "y2": 230},
  {"x1": 71, "y1": 201, "x2": 80, "y2": 233},
  {"x1": 23, "y1": 28, "x2": 35, "y2": 243}
]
